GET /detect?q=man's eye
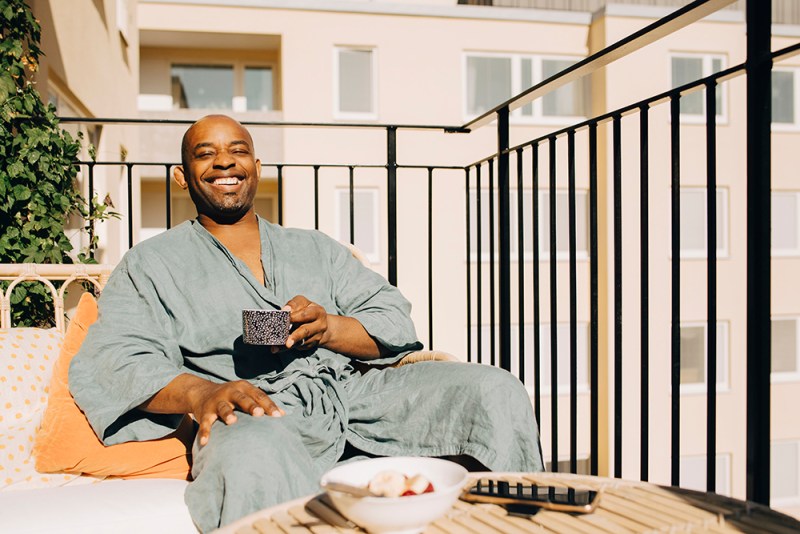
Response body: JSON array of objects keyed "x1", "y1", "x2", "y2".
[{"x1": 196, "y1": 152, "x2": 213, "y2": 158}]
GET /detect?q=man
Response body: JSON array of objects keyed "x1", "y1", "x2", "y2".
[{"x1": 70, "y1": 115, "x2": 543, "y2": 532}]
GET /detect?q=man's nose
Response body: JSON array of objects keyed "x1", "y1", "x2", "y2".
[{"x1": 213, "y1": 151, "x2": 235, "y2": 168}]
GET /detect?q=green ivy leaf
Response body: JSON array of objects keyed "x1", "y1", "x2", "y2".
[{"x1": 12, "y1": 184, "x2": 30, "y2": 201}]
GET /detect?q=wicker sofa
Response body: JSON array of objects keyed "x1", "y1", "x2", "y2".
[{"x1": 0, "y1": 263, "x2": 196, "y2": 533}]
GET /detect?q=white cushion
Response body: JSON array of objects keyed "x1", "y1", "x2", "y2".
[
  {"x1": 0, "y1": 328, "x2": 84, "y2": 490},
  {"x1": 0, "y1": 478, "x2": 196, "y2": 533}
]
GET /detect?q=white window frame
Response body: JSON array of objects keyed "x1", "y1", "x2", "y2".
[
  {"x1": 469, "y1": 188, "x2": 589, "y2": 263},
  {"x1": 679, "y1": 453, "x2": 731, "y2": 496},
  {"x1": 771, "y1": 316, "x2": 800, "y2": 383},
  {"x1": 333, "y1": 46, "x2": 378, "y2": 121},
  {"x1": 670, "y1": 52, "x2": 728, "y2": 124},
  {"x1": 772, "y1": 67, "x2": 800, "y2": 132},
  {"x1": 334, "y1": 187, "x2": 380, "y2": 264},
  {"x1": 771, "y1": 440, "x2": 800, "y2": 507},
  {"x1": 160, "y1": 61, "x2": 276, "y2": 112},
  {"x1": 772, "y1": 191, "x2": 800, "y2": 257},
  {"x1": 470, "y1": 322, "x2": 590, "y2": 396},
  {"x1": 116, "y1": 0, "x2": 129, "y2": 43},
  {"x1": 671, "y1": 187, "x2": 730, "y2": 260},
  {"x1": 679, "y1": 321, "x2": 730, "y2": 395},
  {"x1": 463, "y1": 52, "x2": 586, "y2": 125},
  {"x1": 537, "y1": 189, "x2": 590, "y2": 262}
]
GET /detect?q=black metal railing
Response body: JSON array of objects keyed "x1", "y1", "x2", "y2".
[{"x1": 57, "y1": 0, "x2": 792, "y2": 508}]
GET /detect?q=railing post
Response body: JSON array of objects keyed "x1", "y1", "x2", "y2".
[
  {"x1": 746, "y1": 0, "x2": 771, "y2": 506},
  {"x1": 497, "y1": 106, "x2": 511, "y2": 372},
  {"x1": 387, "y1": 126, "x2": 398, "y2": 286}
]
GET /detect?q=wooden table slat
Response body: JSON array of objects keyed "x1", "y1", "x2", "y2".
[
  {"x1": 251, "y1": 517, "x2": 287, "y2": 534},
  {"x1": 219, "y1": 472, "x2": 800, "y2": 534}
]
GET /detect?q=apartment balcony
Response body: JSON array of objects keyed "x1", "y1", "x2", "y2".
[{"x1": 54, "y1": 0, "x2": 800, "y2": 520}]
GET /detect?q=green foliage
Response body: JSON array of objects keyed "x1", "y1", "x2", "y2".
[{"x1": 0, "y1": 1, "x2": 118, "y2": 327}]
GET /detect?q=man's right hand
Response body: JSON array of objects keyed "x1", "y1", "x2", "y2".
[
  {"x1": 188, "y1": 379, "x2": 284, "y2": 445},
  {"x1": 139, "y1": 374, "x2": 284, "y2": 446}
]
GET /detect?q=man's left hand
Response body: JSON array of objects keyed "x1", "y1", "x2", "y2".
[{"x1": 275, "y1": 295, "x2": 329, "y2": 352}]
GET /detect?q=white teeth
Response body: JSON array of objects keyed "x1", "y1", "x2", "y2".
[{"x1": 213, "y1": 177, "x2": 239, "y2": 185}]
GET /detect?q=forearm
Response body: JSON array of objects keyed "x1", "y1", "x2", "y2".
[
  {"x1": 320, "y1": 314, "x2": 389, "y2": 360},
  {"x1": 139, "y1": 373, "x2": 283, "y2": 446},
  {"x1": 138, "y1": 373, "x2": 214, "y2": 415}
]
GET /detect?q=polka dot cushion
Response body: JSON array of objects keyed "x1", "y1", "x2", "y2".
[{"x1": 0, "y1": 328, "x2": 82, "y2": 489}]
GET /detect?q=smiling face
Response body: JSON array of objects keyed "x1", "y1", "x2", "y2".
[{"x1": 174, "y1": 115, "x2": 261, "y2": 224}]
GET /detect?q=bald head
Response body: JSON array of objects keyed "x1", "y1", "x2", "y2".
[{"x1": 180, "y1": 115, "x2": 256, "y2": 168}]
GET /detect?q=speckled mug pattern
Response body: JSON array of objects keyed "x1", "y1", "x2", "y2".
[{"x1": 242, "y1": 309, "x2": 291, "y2": 345}]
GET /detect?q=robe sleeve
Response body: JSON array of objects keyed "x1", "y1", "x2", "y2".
[
  {"x1": 324, "y1": 237, "x2": 423, "y2": 365},
  {"x1": 68, "y1": 253, "x2": 187, "y2": 445}
]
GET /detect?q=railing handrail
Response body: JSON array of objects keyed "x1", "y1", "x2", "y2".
[{"x1": 59, "y1": 116, "x2": 470, "y2": 134}]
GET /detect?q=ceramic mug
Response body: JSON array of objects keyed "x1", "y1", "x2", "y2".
[{"x1": 242, "y1": 309, "x2": 291, "y2": 345}]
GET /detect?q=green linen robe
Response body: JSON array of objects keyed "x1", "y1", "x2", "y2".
[{"x1": 69, "y1": 217, "x2": 543, "y2": 531}]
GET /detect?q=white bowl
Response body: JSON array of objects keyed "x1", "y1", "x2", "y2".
[{"x1": 320, "y1": 457, "x2": 468, "y2": 534}]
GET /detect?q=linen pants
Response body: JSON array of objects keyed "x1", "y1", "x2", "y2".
[{"x1": 185, "y1": 361, "x2": 543, "y2": 532}]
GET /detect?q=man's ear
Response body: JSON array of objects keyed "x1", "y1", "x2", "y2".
[
  {"x1": 255, "y1": 159, "x2": 261, "y2": 180},
  {"x1": 173, "y1": 165, "x2": 188, "y2": 189}
]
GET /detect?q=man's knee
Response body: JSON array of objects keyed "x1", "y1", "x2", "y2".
[{"x1": 193, "y1": 414, "x2": 304, "y2": 475}]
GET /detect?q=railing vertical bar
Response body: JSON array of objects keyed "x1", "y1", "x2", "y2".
[
  {"x1": 428, "y1": 167, "x2": 434, "y2": 350},
  {"x1": 670, "y1": 95, "x2": 681, "y2": 487},
  {"x1": 498, "y1": 106, "x2": 512, "y2": 372},
  {"x1": 277, "y1": 165, "x2": 284, "y2": 226},
  {"x1": 639, "y1": 105, "x2": 650, "y2": 482},
  {"x1": 745, "y1": 0, "x2": 772, "y2": 505},
  {"x1": 548, "y1": 136, "x2": 558, "y2": 472},
  {"x1": 164, "y1": 164, "x2": 172, "y2": 231},
  {"x1": 476, "y1": 164, "x2": 483, "y2": 365},
  {"x1": 568, "y1": 129, "x2": 578, "y2": 474},
  {"x1": 314, "y1": 165, "x2": 320, "y2": 230},
  {"x1": 517, "y1": 148, "x2": 526, "y2": 385},
  {"x1": 589, "y1": 123, "x2": 599, "y2": 476},
  {"x1": 348, "y1": 166, "x2": 355, "y2": 245},
  {"x1": 88, "y1": 162, "x2": 95, "y2": 260},
  {"x1": 532, "y1": 144, "x2": 542, "y2": 427},
  {"x1": 466, "y1": 167, "x2": 472, "y2": 364},
  {"x1": 387, "y1": 126, "x2": 398, "y2": 286},
  {"x1": 613, "y1": 115, "x2": 623, "y2": 479},
  {"x1": 706, "y1": 79, "x2": 718, "y2": 494},
  {"x1": 489, "y1": 158, "x2": 496, "y2": 368},
  {"x1": 126, "y1": 163, "x2": 133, "y2": 249}
]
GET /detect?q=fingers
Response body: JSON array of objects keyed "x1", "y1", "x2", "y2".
[
  {"x1": 194, "y1": 381, "x2": 284, "y2": 446},
  {"x1": 284, "y1": 296, "x2": 327, "y2": 350}
]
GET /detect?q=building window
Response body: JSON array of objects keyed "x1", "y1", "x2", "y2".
[
  {"x1": 335, "y1": 188, "x2": 379, "y2": 263},
  {"x1": 469, "y1": 189, "x2": 588, "y2": 262},
  {"x1": 335, "y1": 47, "x2": 376, "y2": 119},
  {"x1": 772, "y1": 191, "x2": 800, "y2": 256},
  {"x1": 244, "y1": 67, "x2": 274, "y2": 112},
  {"x1": 679, "y1": 188, "x2": 728, "y2": 259},
  {"x1": 465, "y1": 53, "x2": 586, "y2": 122},
  {"x1": 538, "y1": 190, "x2": 589, "y2": 261},
  {"x1": 679, "y1": 454, "x2": 731, "y2": 496},
  {"x1": 679, "y1": 322, "x2": 729, "y2": 393},
  {"x1": 169, "y1": 64, "x2": 273, "y2": 111},
  {"x1": 772, "y1": 68, "x2": 799, "y2": 128},
  {"x1": 772, "y1": 441, "x2": 800, "y2": 506},
  {"x1": 671, "y1": 54, "x2": 725, "y2": 121},
  {"x1": 772, "y1": 317, "x2": 800, "y2": 381},
  {"x1": 471, "y1": 322, "x2": 590, "y2": 395}
]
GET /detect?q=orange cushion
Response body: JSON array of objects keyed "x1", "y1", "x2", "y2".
[{"x1": 33, "y1": 292, "x2": 193, "y2": 479}]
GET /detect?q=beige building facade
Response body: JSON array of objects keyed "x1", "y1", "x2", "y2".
[{"x1": 29, "y1": 0, "x2": 800, "y2": 518}]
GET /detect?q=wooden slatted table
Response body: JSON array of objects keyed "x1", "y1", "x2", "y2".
[{"x1": 216, "y1": 472, "x2": 800, "y2": 534}]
